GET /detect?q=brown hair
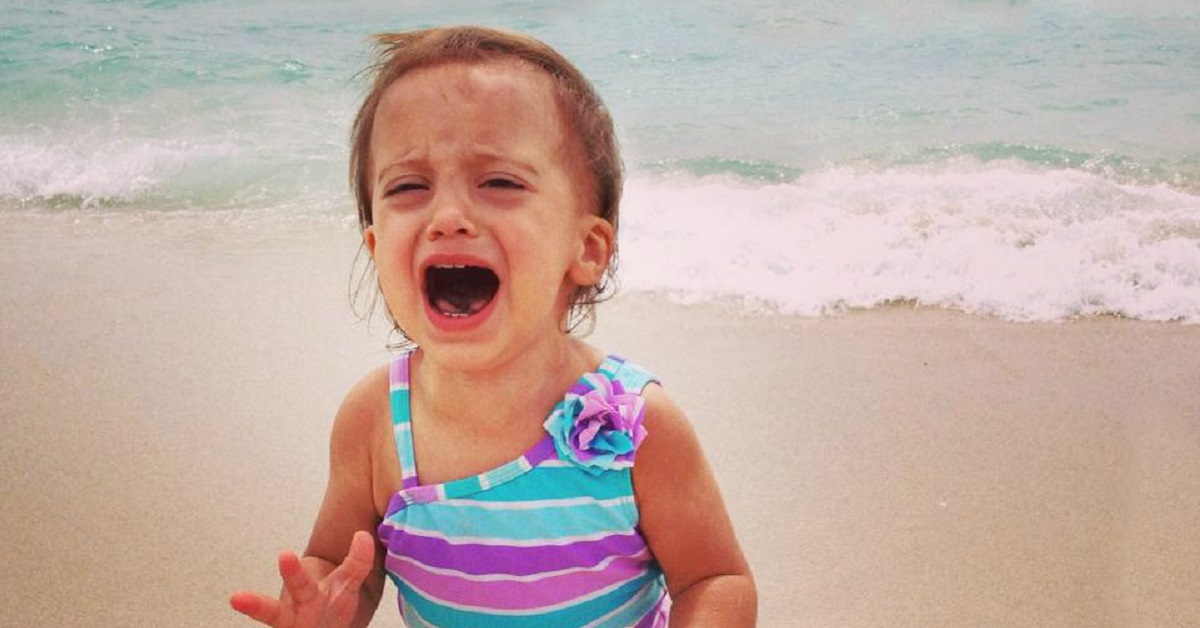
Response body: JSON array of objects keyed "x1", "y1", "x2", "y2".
[{"x1": 349, "y1": 26, "x2": 623, "y2": 334}]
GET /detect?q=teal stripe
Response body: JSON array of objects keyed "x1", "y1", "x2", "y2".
[
  {"x1": 398, "y1": 569, "x2": 661, "y2": 628},
  {"x1": 386, "y1": 571, "x2": 404, "y2": 594},
  {"x1": 401, "y1": 497, "x2": 637, "y2": 541},
  {"x1": 610, "y1": 361, "x2": 657, "y2": 393},
  {"x1": 443, "y1": 475, "x2": 482, "y2": 497},
  {"x1": 596, "y1": 357, "x2": 621, "y2": 380},
  {"x1": 390, "y1": 389, "x2": 410, "y2": 425},
  {"x1": 401, "y1": 602, "x2": 437, "y2": 628},
  {"x1": 390, "y1": 389, "x2": 415, "y2": 476},
  {"x1": 467, "y1": 466, "x2": 632, "y2": 503}
]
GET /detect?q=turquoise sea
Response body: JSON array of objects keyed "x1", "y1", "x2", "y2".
[{"x1": 2, "y1": 1, "x2": 1198, "y2": 321}]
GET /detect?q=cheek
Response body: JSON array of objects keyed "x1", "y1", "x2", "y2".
[
  {"x1": 371, "y1": 216, "x2": 416, "y2": 256},
  {"x1": 369, "y1": 228, "x2": 416, "y2": 291},
  {"x1": 514, "y1": 223, "x2": 575, "y2": 277}
]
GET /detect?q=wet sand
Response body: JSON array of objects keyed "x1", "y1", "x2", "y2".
[{"x1": 2, "y1": 211, "x2": 1198, "y2": 627}]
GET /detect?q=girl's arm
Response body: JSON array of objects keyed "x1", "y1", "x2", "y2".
[
  {"x1": 231, "y1": 369, "x2": 388, "y2": 628},
  {"x1": 634, "y1": 386, "x2": 758, "y2": 626},
  {"x1": 302, "y1": 368, "x2": 389, "y2": 624}
]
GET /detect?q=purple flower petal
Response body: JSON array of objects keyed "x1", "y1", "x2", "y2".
[{"x1": 543, "y1": 372, "x2": 649, "y2": 474}]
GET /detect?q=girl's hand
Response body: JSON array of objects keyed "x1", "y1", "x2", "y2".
[{"x1": 230, "y1": 530, "x2": 376, "y2": 628}]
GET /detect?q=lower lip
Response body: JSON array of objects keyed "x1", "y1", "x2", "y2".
[{"x1": 423, "y1": 292, "x2": 499, "y2": 333}]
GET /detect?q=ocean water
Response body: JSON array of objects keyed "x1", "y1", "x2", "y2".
[{"x1": 2, "y1": 0, "x2": 1198, "y2": 322}]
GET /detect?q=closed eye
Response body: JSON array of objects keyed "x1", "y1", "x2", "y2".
[
  {"x1": 481, "y1": 177, "x2": 525, "y2": 190},
  {"x1": 384, "y1": 182, "x2": 430, "y2": 198}
]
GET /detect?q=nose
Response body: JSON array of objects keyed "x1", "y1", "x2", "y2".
[{"x1": 425, "y1": 190, "x2": 477, "y2": 240}]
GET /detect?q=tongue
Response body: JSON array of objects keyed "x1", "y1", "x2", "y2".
[{"x1": 434, "y1": 297, "x2": 489, "y2": 317}]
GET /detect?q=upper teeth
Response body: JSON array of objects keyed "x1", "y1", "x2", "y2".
[{"x1": 434, "y1": 264, "x2": 468, "y2": 269}]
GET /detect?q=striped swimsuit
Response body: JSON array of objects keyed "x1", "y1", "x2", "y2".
[{"x1": 377, "y1": 352, "x2": 670, "y2": 627}]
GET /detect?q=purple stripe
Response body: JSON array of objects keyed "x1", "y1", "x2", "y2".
[
  {"x1": 382, "y1": 528, "x2": 648, "y2": 576},
  {"x1": 525, "y1": 436, "x2": 558, "y2": 466},
  {"x1": 386, "y1": 551, "x2": 651, "y2": 611},
  {"x1": 383, "y1": 483, "x2": 438, "y2": 521},
  {"x1": 385, "y1": 493, "x2": 408, "y2": 519}
]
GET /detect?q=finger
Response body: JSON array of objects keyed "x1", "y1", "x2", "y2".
[
  {"x1": 331, "y1": 531, "x2": 376, "y2": 585},
  {"x1": 229, "y1": 591, "x2": 280, "y2": 625},
  {"x1": 321, "y1": 532, "x2": 375, "y2": 625},
  {"x1": 278, "y1": 550, "x2": 320, "y2": 606}
]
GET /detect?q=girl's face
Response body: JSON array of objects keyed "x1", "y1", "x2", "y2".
[{"x1": 364, "y1": 61, "x2": 612, "y2": 371}]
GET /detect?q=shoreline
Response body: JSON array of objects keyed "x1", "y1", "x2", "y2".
[{"x1": 2, "y1": 211, "x2": 1198, "y2": 627}]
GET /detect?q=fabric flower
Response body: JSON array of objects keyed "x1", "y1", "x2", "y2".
[{"x1": 544, "y1": 372, "x2": 647, "y2": 475}]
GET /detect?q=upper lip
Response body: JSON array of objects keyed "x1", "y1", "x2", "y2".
[{"x1": 420, "y1": 253, "x2": 496, "y2": 273}]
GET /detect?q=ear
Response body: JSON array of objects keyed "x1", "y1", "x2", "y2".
[
  {"x1": 364, "y1": 224, "x2": 377, "y2": 257},
  {"x1": 568, "y1": 216, "x2": 615, "y2": 287}
]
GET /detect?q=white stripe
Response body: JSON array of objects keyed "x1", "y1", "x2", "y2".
[
  {"x1": 478, "y1": 474, "x2": 492, "y2": 490},
  {"x1": 393, "y1": 422, "x2": 411, "y2": 433},
  {"x1": 438, "y1": 495, "x2": 634, "y2": 511},
  {"x1": 537, "y1": 459, "x2": 634, "y2": 470},
  {"x1": 379, "y1": 521, "x2": 639, "y2": 547},
  {"x1": 404, "y1": 569, "x2": 651, "y2": 617},
  {"x1": 388, "y1": 548, "x2": 651, "y2": 583},
  {"x1": 390, "y1": 382, "x2": 409, "y2": 392}
]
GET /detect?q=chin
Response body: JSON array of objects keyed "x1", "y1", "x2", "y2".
[{"x1": 415, "y1": 338, "x2": 512, "y2": 375}]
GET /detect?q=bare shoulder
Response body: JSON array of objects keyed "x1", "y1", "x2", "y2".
[
  {"x1": 639, "y1": 384, "x2": 694, "y2": 445},
  {"x1": 633, "y1": 384, "x2": 705, "y2": 501},
  {"x1": 331, "y1": 364, "x2": 390, "y2": 446},
  {"x1": 339, "y1": 364, "x2": 390, "y2": 421},
  {"x1": 325, "y1": 364, "x2": 393, "y2": 514}
]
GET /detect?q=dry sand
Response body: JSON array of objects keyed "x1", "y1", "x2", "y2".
[{"x1": 2, "y1": 211, "x2": 1198, "y2": 627}]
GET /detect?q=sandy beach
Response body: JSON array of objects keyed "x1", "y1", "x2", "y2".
[{"x1": 2, "y1": 210, "x2": 1198, "y2": 628}]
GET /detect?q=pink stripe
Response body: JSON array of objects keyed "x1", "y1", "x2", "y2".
[
  {"x1": 390, "y1": 353, "x2": 410, "y2": 386},
  {"x1": 385, "y1": 551, "x2": 651, "y2": 611},
  {"x1": 405, "y1": 485, "x2": 439, "y2": 504}
]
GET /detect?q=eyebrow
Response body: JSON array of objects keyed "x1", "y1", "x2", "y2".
[
  {"x1": 453, "y1": 142, "x2": 544, "y2": 176},
  {"x1": 374, "y1": 147, "x2": 425, "y2": 187},
  {"x1": 374, "y1": 147, "x2": 542, "y2": 186}
]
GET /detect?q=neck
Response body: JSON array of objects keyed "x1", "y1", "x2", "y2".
[{"x1": 412, "y1": 334, "x2": 600, "y2": 431}]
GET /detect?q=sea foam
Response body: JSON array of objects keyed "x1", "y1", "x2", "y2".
[
  {"x1": 619, "y1": 163, "x2": 1200, "y2": 323},
  {"x1": 0, "y1": 133, "x2": 343, "y2": 213}
]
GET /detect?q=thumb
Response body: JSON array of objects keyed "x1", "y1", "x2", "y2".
[
  {"x1": 333, "y1": 530, "x2": 376, "y2": 587},
  {"x1": 321, "y1": 531, "x2": 377, "y2": 624}
]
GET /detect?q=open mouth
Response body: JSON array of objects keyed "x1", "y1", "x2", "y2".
[{"x1": 425, "y1": 264, "x2": 500, "y2": 318}]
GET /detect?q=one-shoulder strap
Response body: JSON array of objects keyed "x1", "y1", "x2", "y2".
[
  {"x1": 600, "y1": 354, "x2": 659, "y2": 394},
  {"x1": 388, "y1": 351, "x2": 420, "y2": 489}
]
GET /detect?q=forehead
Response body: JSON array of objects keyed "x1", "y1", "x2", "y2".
[{"x1": 372, "y1": 60, "x2": 569, "y2": 152}]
